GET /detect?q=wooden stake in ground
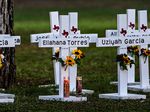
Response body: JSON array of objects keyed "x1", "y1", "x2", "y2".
[{"x1": 0, "y1": 0, "x2": 16, "y2": 88}]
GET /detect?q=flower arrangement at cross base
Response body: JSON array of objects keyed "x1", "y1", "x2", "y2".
[
  {"x1": 127, "y1": 45, "x2": 139, "y2": 57},
  {"x1": 140, "y1": 48, "x2": 150, "y2": 63},
  {"x1": 116, "y1": 54, "x2": 135, "y2": 71},
  {"x1": 52, "y1": 49, "x2": 85, "y2": 71}
]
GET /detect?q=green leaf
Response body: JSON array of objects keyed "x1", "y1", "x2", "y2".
[
  {"x1": 75, "y1": 58, "x2": 81, "y2": 65},
  {"x1": 52, "y1": 57, "x2": 56, "y2": 60},
  {"x1": 58, "y1": 58, "x2": 65, "y2": 66}
]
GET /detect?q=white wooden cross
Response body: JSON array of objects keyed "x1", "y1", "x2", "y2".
[
  {"x1": 68, "y1": 12, "x2": 97, "y2": 94},
  {"x1": 107, "y1": 9, "x2": 139, "y2": 85},
  {"x1": 31, "y1": 11, "x2": 60, "y2": 86},
  {"x1": 0, "y1": 34, "x2": 21, "y2": 103},
  {"x1": 128, "y1": 10, "x2": 150, "y2": 92},
  {"x1": 31, "y1": 12, "x2": 97, "y2": 95},
  {"x1": 31, "y1": 11, "x2": 81, "y2": 88},
  {"x1": 97, "y1": 14, "x2": 146, "y2": 100},
  {"x1": 38, "y1": 15, "x2": 89, "y2": 102}
]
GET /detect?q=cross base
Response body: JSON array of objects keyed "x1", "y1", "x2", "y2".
[
  {"x1": 39, "y1": 95, "x2": 87, "y2": 102},
  {"x1": 38, "y1": 84, "x2": 58, "y2": 88},
  {"x1": 128, "y1": 85, "x2": 150, "y2": 92},
  {"x1": 0, "y1": 93, "x2": 15, "y2": 103},
  {"x1": 71, "y1": 89, "x2": 94, "y2": 95},
  {"x1": 110, "y1": 81, "x2": 140, "y2": 85},
  {"x1": 82, "y1": 89, "x2": 94, "y2": 94},
  {"x1": 99, "y1": 93, "x2": 146, "y2": 100},
  {"x1": 0, "y1": 93, "x2": 15, "y2": 98},
  {"x1": 54, "y1": 88, "x2": 94, "y2": 94}
]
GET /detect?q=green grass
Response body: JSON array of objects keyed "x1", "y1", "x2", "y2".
[{"x1": 1, "y1": 3, "x2": 150, "y2": 112}]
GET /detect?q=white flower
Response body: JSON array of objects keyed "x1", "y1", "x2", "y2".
[{"x1": 0, "y1": 54, "x2": 4, "y2": 59}]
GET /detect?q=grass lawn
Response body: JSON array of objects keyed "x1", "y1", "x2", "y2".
[{"x1": 0, "y1": 1, "x2": 150, "y2": 111}]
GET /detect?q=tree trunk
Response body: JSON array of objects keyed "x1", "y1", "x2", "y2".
[{"x1": 0, "y1": 0, "x2": 15, "y2": 89}]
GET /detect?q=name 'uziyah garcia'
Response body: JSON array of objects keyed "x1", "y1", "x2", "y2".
[{"x1": 101, "y1": 38, "x2": 144, "y2": 46}]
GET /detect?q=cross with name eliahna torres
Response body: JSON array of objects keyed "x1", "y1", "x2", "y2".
[{"x1": 38, "y1": 15, "x2": 91, "y2": 102}]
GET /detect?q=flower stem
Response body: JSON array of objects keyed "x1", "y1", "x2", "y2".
[
  {"x1": 64, "y1": 65, "x2": 68, "y2": 71},
  {"x1": 144, "y1": 56, "x2": 147, "y2": 64}
]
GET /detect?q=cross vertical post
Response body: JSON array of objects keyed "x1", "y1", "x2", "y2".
[
  {"x1": 59, "y1": 15, "x2": 70, "y2": 98},
  {"x1": 128, "y1": 10, "x2": 150, "y2": 92},
  {"x1": 69, "y1": 12, "x2": 78, "y2": 92},
  {"x1": 138, "y1": 11, "x2": 149, "y2": 88},
  {"x1": 117, "y1": 14, "x2": 128, "y2": 96},
  {"x1": 127, "y1": 9, "x2": 136, "y2": 83},
  {"x1": 50, "y1": 11, "x2": 60, "y2": 86}
]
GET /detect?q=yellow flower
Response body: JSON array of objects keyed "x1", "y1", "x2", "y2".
[
  {"x1": 0, "y1": 63, "x2": 2, "y2": 68},
  {"x1": 65, "y1": 56, "x2": 75, "y2": 66},
  {"x1": 123, "y1": 55, "x2": 130, "y2": 65},
  {"x1": 134, "y1": 48, "x2": 139, "y2": 53},
  {"x1": 72, "y1": 49, "x2": 84, "y2": 59},
  {"x1": 0, "y1": 55, "x2": 3, "y2": 69},
  {"x1": 133, "y1": 46, "x2": 139, "y2": 53},
  {"x1": 145, "y1": 49, "x2": 150, "y2": 56}
]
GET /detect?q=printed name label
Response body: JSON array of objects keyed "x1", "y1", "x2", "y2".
[
  {"x1": 39, "y1": 38, "x2": 89, "y2": 48},
  {"x1": 0, "y1": 35, "x2": 21, "y2": 46},
  {"x1": 0, "y1": 38, "x2": 15, "y2": 47},
  {"x1": 96, "y1": 37, "x2": 150, "y2": 47}
]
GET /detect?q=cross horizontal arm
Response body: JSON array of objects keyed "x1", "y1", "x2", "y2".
[
  {"x1": 6, "y1": 36, "x2": 21, "y2": 45},
  {"x1": 0, "y1": 37, "x2": 15, "y2": 47},
  {"x1": 67, "y1": 34, "x2": 98, "y2": 43},
  {"x1": 0, "y1": 35, "x2": 21, "y2": 47},
  {"x1": 30, "y1": 33, "x2": 52, "y2": 43}
]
